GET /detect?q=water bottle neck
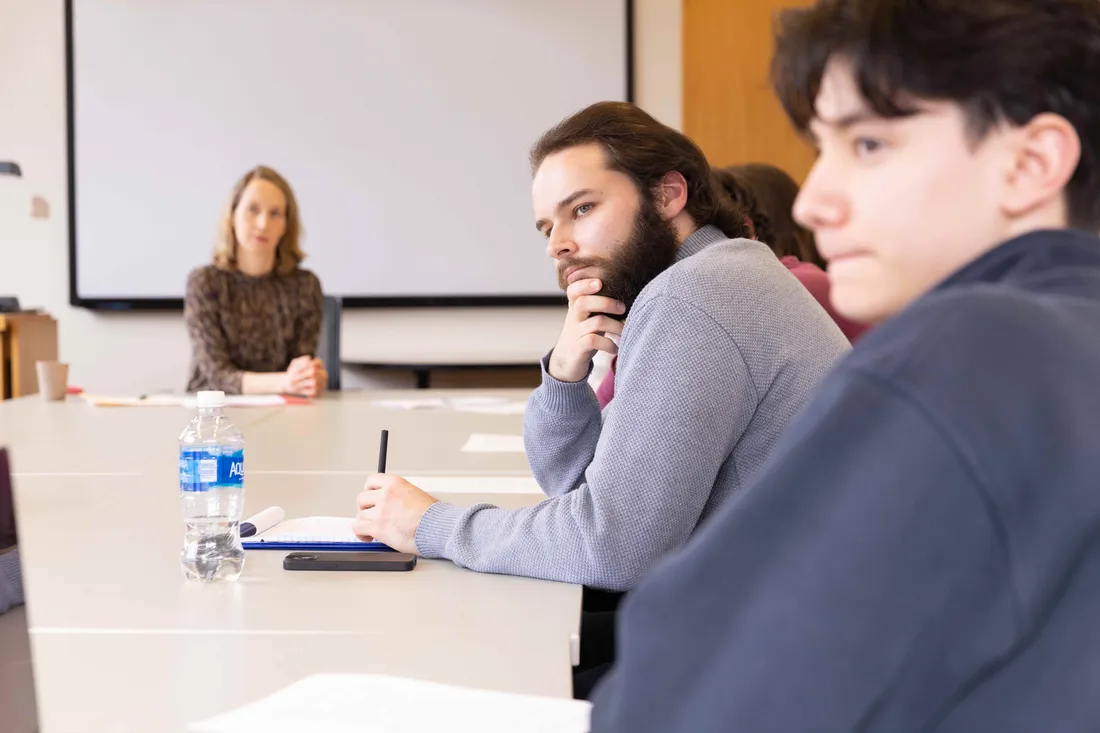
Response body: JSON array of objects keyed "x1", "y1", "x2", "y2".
[{"x1": 197, "y1": 407, "x2": 223, "y2": 418}]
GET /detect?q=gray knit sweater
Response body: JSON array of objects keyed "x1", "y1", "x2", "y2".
[{"x1": 416, "y1": 225, "x2": 850, "y2": 590}]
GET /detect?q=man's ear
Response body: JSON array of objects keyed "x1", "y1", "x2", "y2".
[
  {"x1": 655, "y1": 171, "x2": 689, "y2": 219},
  {"x1": 1001, "y1": 112, "x2": 1080, "y2": 223}
]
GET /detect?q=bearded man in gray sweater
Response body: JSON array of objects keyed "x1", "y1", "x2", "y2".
[{"x1": 354, "y1": 102, "x2": 849, "y2": 591}]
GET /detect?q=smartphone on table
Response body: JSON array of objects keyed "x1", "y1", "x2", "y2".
[{"x1": 283, "y1": 551, "x2": 416, "y2": 572}]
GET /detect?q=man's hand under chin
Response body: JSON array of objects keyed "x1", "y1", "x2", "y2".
[{"x1": 548, "y1": 278, "x2": 626, "y2": 382}]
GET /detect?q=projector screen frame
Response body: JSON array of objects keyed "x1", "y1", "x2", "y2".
[{"x1": 65, "y1": 0, "x2": 633, "y2": 311}]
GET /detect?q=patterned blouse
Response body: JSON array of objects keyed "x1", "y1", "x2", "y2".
[{"x1": 184, "y1": 265, "x2": 323, "y2": 394}]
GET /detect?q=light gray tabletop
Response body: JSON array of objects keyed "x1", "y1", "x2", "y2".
[
  {"x1": 29, "y1": 629, "x2": 575, "y2": 733},
  {"x1": 0, "y1": 397, "x2": 281, "y2": 474},
  {"x1": 1, "y1": 389, "x2": 535, "y2": 476},
  {"x1": 241, "y1": 391, "x2": 533, "y2": 475},
  {"x1": 1, "y1": 390, "x2": 581, "y2": 733}
]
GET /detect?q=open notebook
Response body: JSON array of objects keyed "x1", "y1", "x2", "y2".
[
  {"x1": 188, "y1": 674, "x2": 591, "y2": 733},
  {"x1": 243, "y1": 517, "x2": 390, "y2": 552}
]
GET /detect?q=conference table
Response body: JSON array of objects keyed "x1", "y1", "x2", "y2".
[{"x1": 1, "y1": 390, "x2": 582, "y2": 733}]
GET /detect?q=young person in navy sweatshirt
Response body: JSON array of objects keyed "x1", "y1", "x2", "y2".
[{"x1": 589, "y1": 0, "x2": 1100, "y2": 731}]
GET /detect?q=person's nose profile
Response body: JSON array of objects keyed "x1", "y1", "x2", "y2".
[
  {"x1": 546, "y1": 229, "x2": 576, "y2": 261},
  {"x1": 793, "y1": 166, "x2": 843, "y2": 233}
]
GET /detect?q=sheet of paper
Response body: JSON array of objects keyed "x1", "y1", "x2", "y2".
[
  {"x1": 81, "y1": 394, "x2": 187, "y2": 407},
  {"x1": 218, "y1": 394, "x2": 295, "y2": 407},
  {"x1": 372, "y1": 397, "x2": 449, "y2": 411},
  {"x1": 446, "y1": 396, "x2": 512, "y2": 406},
  {"x1": 371, "y1": 397, "x2": 525, "y2": 414},
  {"x1": 251, "y1": 516, "x2": 360, "y2": 544},
  {"x1": 181, "y1": 394, "x2": 299, "y2": 408},
  {"x1": 188, "y1": 673, "x2": 591, "y2": 733},
  {"x1": 403, "y1": 476, "x2": 542, "y2": 495},
  {"x1": 461, "y1": 433, "x2": 526, "y2": 453},
  {"x1": 450, "y1": 400, "x2": 527, "y2": 415},
  {"x1": 83, "y1": 394, "x2": 295, "y2": 408},
  {"x1": 446, "y1": 396, "x2": 526, "y2": 414}
]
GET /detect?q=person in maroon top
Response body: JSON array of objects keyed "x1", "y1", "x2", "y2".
[{"x1": 596, "y1": 164, "x2": 866, "y2": 408}]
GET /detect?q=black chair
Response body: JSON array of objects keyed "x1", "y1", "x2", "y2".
[{"x1": 318, "y1": 296, "x2": 342, "y2": 391}]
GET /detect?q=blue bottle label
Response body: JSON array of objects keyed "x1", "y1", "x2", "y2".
[{"x1": 179, "y1": 448, "x2": 244, "y2": 492}]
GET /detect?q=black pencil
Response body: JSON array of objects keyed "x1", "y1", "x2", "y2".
[{"x1": 377, "y1": 429, "x2": 389, "y2": 473}]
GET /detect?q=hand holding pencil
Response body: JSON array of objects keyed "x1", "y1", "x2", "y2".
[{"x1": 352, "y1": 429, "x2": 438, "y2": 554}]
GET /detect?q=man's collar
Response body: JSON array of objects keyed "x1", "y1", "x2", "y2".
[{"x1": 675, "y1": 225, "x2": 729, "y2": 263}]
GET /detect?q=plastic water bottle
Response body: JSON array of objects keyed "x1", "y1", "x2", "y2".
[{"x1": 178, "y1": 390, "x2": 245, "y2": 582}]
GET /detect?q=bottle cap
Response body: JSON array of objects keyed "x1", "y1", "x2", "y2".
[{"x1": 196, "y1": 390, "x2": 226, "y2": 408}]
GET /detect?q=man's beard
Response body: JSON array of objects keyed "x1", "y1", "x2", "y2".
[{"x1": 556, "y1": 196, "x2": 679, "y2": 319}]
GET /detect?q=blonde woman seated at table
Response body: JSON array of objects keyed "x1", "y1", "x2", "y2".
[{"x1": 185, "y1": 165, "x2": 327, "y2": 396}]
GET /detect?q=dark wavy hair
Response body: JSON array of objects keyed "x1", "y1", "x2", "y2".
[
  {"x1": 531, "y1": 102, "x2": 751, "y2": 240},
  {"x1": 716, "y1": 165, "x2": 825, "y2": 268},
  {"x1": 770, "y1": 0, "x2": 1100, "y2": 230}
]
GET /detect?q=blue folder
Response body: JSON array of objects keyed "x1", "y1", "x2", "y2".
[{"x1": 243, "y1": 540, "x2": 395, "y2": 552}]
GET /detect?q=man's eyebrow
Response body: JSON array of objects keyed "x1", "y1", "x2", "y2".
[
  {"x1": 808, "y1": 109, "x2": 880, "y2": 137},
  {"x1": 535, "y1": 188, "x2": 596, "y2": 233}
]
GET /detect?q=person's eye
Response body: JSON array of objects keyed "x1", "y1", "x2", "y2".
[
  {"x1": 248, "y1": 204, "x2": 261, "y2": 214},
  {"x1": 854, "y1": 137, "x2": 884, "y2": 157},
  {"x1": 574, "y1": 203, "x2": 594, "y2": 218},
  {"x1": 270, "y1": 210, "x2": 284, "y2": 219}
]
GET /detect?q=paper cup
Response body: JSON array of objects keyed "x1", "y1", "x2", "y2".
[{"x1": 35, "y1": 361, "x2": 69, "y2": 401}]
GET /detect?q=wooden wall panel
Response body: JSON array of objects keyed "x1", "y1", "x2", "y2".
[{"x1": 683, "y1": 0, "x2": 816, "y2": 182}]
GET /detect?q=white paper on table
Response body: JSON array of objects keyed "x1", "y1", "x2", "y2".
[
  {"x1": 188, "y1": 674, "x2": 591, "y2": 733},
  {"x1": 189, "y1": 394, "x2": 292, "y2": 408},
  {"x1": 450, "y1": 400, "x2": 527, "y2": 415},
  {"x1": 372, "y1": 398, "x2": 449, "y2": 411},
  {"x1": 373, "y1": 396, "x2": 526, "y2": 414},
  {"x1": 82, "y1": 394, "x2": 294, "y2": 408},
  {"x1": 445, "y1": 396, "x2": 520, "y2": 408},
  {"x1": 446, "y1": 396, "x2": 510, "y2": 406},
  {"x1": 460, "y1": 433, "x2": 526, "y2": 453},
  {"x1": 81, "y1": 394, "x2": 187, "y2": 407},
  {"x1": 403, "y1": 476, "x2": 542, "y2": 495}
]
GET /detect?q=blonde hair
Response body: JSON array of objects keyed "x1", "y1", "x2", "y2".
[{"x1": 213, "y1": 165, "x2": 305, "y2": 276}]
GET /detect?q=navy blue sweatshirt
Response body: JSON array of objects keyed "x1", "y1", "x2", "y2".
[{"x1": 590, "y1": 229, "x2": 1100, "y2": 732}]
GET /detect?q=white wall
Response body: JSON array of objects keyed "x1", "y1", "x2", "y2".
[
  {"x1": 0, "y1": 0, "x2": 682, "y2": 394},
  {"x1": 634, "y1": 0, "x2": 683, "y2": 130}
]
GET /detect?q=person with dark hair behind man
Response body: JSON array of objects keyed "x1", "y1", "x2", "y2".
[
  {"x1": 717, "y1": 164, "x2": 870, "y2": 342},
  {"x1": 727, "y1": 162, "x2": 825, "y2": 267},
  {"x1": 588, "y1": 0, "x2": 1100, "y2": 730}
]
